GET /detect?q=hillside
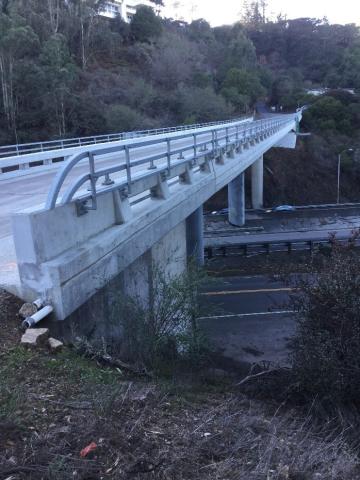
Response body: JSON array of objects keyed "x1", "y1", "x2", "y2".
[
  {"x1": 1, "y1": 287, "x2": 359, "y2": 479},
  {"x1": 0, "y1": 1, "x2": 360, "y2": 146}
]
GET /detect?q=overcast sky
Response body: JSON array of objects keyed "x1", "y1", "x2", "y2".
[{"x1": 162, "y1": 0, "x2": 360, "y2": 26}]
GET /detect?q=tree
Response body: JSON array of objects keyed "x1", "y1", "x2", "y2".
[
  {"x1": 148, "y1": 31, "x2": 203, "y2": 89},
  {"x1": 62, "y1": 0, "x2": 105, "y2": 69},
  {"x1": 0, "y1": 13, "x2": 40, "y2": 141},
  {"x1": 177, "y1": 86, "x2": 232, "y2": 124},
  {"x1": 241, "y1": 1, "x2": 267, "y2": 27},
  {"x1": 342, "y1": 43, "x2": 360, "y2": 90},
  {"x1": 40, "y1": 33, "x2": 77, "y2": 137},
  {"x1": 130, "y1": 5, "x2": 162, "y2": 43},
  {"x1": 216, "y1": 26, "x2": 257, "y2": 81},
  {"x1": 302, "y1": 96, "x2": 351, "y2": 134},
  {"x1": 221, "y1": 68, "x2": 265, "y2": 109},
  {"x1": 0, "y1": 0, "x2": 10, "y2": 14},
  {"x1": 106, "y1": 104, "x2": 151, "y2": 132}
]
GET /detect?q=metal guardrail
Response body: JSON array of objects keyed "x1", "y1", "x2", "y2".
[
  {"x1": 205, "y1": 237, "x2": 356, "y2": 258},
  {"x1": 0, "y1": 115, "x2": 252, "y2": 159},
  {"x1": 45, "y1": 113, "x2": 299, "y2": 212}
]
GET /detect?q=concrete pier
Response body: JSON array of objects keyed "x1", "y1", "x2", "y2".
[
  {"x1": 228, "y1": 172, "x2": 245, "y2": 226},
  {"x1": 186, "y1": 206, "x2": 204, "y2": 266},
  {"x1": 251, "y1": 156, "x2": 263, "y2": 209}
]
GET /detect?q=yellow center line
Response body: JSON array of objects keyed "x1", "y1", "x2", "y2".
[{"x1": 202, "y1": 287, "x2": 294, "y2": 296}]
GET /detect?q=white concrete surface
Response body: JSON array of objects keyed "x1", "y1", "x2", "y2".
[
  {"x1": 228, "y1": 173, "x2": 245, "y2": 226},
  {"x1": 251, "y1": 156, "x2": 264, "y2": 209},
  {"x1": 274, "y1": 132, "x2": 297, "y2": 149}
]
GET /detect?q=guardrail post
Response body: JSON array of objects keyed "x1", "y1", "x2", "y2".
[
  {"x1": 244, "y1": 130, "x2": 250, "y2": 149},
  {"x1": 211, "y1": 130, "x2": 216, "y2": 158},
  {"x1": 151, "y1": 172, "x2": 170, "y2": 199},
  {"x1": 200, "y1": 158, "x2": 211, "y2": 173},
  {"x1": 179, "y1": 163, "x2": 194, "y2": 185},
  {"x1": 201, "y1": 142, "x2": 208, "y2": 152},
  {"x1": 228, "y1": 145, "x2": 235, "y2": 159},
  {"x1": 192, "y1": 133, "x2": 198, "y2": 167},
  {"x1": 236, "y1": 142, "x2": 243, "y2": 154},
  {"x1": 216, "y1": 148, "x2": 225, "y2": 165},
  {"x1": 125, "y1": 146, "x2": 132, "y2": 194},
  {"x1": 166, "y1": 138, "x2": 171, "y2": 174},
  {"x1": 102, "y1": 173, "x2": 115, "y2": 186},
  {"x1": 148, "y1": 156, "x2": 157, "y2": 170},
  {"x1": 113, "y1": 189, "x2": 132, "y2": 224},
  {"x1": 87, "y1": 152, "x2": 98, "y2": 211}
]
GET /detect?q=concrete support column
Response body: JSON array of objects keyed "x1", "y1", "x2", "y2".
[
  {"x1": 186, "y1": 206, "x2": 204, "y2": 266},
  {"x1": 251, "y1": 156, "x2": 264, "y2": 209},
  {"x1": 228, "y1": 172, "x2": 245, "y2": 226}
]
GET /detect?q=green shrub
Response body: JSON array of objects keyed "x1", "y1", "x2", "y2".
[
  {"x1": 290, "y1": 233, "x2": 360, "y2": 402},
  {"x1": 114, "y1": 264, "x2": 211, "y2": 374}
]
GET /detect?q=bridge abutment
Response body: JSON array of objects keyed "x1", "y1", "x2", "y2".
[{"x1": 53, "y1": 220, "x2": 188, "y2": 342}]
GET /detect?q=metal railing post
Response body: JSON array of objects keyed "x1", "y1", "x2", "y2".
[
  {"x1": 166, "y1": 138, "x2": 171, "y2": 174},
  {"x1": 125, "y1": 146, "x2": 132, "y2": 194},
  {"x1": 193, "y1": 133, "x2": 197, "y2": 166}
]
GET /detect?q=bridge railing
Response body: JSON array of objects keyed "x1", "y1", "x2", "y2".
[
  {"x1": 45, "y1": 113, "x2": 299, "y2": 213},
  {"x1": 0, "y1": 115, "x2": 252, "y2": 159}
]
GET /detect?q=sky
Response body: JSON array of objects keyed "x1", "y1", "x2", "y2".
[{"x1": 162, "y1": 0, "x2": 360, "y2": 27}]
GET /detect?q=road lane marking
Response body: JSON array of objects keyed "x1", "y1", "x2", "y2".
[
  {"x1": 201, "y1": 287, "x2": 294, "y2": 296},
  {"x1": 199, "y1": 310, "x2": 295, "y2": 320}
]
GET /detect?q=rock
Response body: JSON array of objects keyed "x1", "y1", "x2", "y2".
[
  {"x1": 56, "y1": 425, "x2": 71, "y2": 435},
  {"x1": 19, "y1": 302, "x2": 37, "y2": 319},
  {"x1": 21, "y1": 328, "x2": 49, "y2": 348},
  {"x1": 205, "y1": 368, "x2": 234, "y2": 379},
  {"x1": 48, "y1": 337, "x2": 64, "y2": 353}
]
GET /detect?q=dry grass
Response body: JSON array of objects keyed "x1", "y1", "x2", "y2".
[
  {"x1": 1, "y1": 366, "x2": 359, "y2": 479},
  {"x1": 1, "y1": 291, "x2": 359, "y2": 479}
]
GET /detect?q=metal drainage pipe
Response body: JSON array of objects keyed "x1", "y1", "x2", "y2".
[{"x1": 22, "y1": 305, "x2": 54, "y2": 329}]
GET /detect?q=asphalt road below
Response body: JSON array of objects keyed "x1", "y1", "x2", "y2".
[{"x1": 199, "y1": 275, "x2": 296, "y2": 366}]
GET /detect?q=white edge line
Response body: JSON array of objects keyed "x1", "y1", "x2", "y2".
[{"x1": 199, "y1": 310, "x2": 296, "y2": 320}]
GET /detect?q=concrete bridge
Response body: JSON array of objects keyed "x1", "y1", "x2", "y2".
[{"x1": 0, "y1": 112, "x2": 301, "y2": 324}]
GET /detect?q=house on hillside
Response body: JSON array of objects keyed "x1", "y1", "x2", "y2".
[
  {"x1": 306, "y1": 87, "x2": 356, "y2": 97},
  {"x1": 100, "y1": 0, "x2": 160, "y2": 22}
]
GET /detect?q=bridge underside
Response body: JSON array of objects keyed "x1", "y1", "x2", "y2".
[{"x1": 11, "y1": 121, "x2": 297, "y2": 321}]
